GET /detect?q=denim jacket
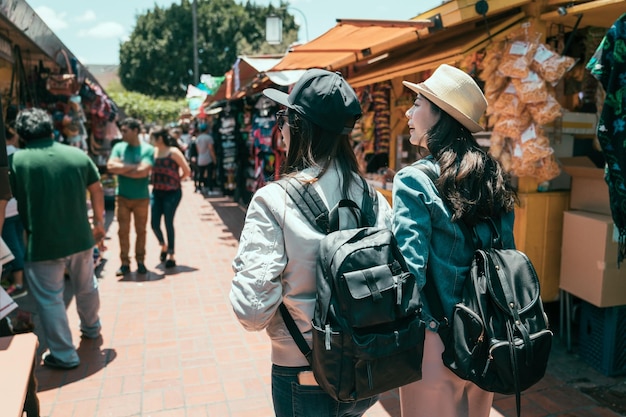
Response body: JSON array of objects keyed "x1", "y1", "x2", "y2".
[
  {"x1": 392, "y1": 158, "x2": 515, "y2": 330},
  {"x1": 230, "y1": 164, "x2": 393, "y2": 367}
]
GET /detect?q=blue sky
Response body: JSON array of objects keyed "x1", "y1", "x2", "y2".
[{"x1": 26, "y1": 0, "x2": 443, "y2": 65}]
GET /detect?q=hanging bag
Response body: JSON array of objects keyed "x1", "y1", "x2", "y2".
[{"x1": 46, "y1": 49, "x2": 79, "y2": 96}]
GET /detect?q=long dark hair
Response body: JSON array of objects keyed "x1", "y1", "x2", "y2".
[
  {"x1": 281, "y1": 110, "x2": 361, "y2": 199},
  {"x1": 425, "y1": 101, "x2": 517, "y2": 226},
  {"x1": 151, "y1": 126, "x2": 180, "y2": 149}
]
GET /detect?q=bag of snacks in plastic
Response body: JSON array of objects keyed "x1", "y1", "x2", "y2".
[
  {"x1": 531, "y1": 44, "x2": 577, "y2": 83},
  {"x1": 535, "y1": 155, "x2": 561, "y2": 182},
  {"x1": 526, "y1": 94, "x2": 562, "y2": 125},
  {"x1": 512, "y1": 71, "x2": 548, "y2": 103},
  {"x1": 494, "y1": 110, "x2": 532, "y2": 139},
  {"x1": 493, "y1": 83, "x2": 525, "y2": 116}
]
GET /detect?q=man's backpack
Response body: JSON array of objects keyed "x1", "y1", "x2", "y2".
[
  {"x1": 417, "y1": 164, "x2": 553, "y2": 417},
  {"x1": 279, "y1": 177, "x2": 425, "y2": 402}
]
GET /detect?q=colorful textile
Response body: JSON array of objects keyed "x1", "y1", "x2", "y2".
[{"x1": 586, "y1": 13, "x2": 626, "y2": 267}]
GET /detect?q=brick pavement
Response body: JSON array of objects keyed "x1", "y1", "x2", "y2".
[{"x1": 22, "y1": 179, "x2": 624, "y2": 417}]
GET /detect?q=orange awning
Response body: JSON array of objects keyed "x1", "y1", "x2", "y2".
[
  {"x1": 541, "y1": 0, "x2": 626, "y2": 29},
  {"x1": 348, "y1": 13, "x2": 526, "y2": 88},
  {"x1": 270, "y1": 19, "x2": 434, "y2": 71}
]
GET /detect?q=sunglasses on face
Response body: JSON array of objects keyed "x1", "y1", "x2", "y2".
[{"x1": 276, "y1": 110, "x2": 289, "y2": 129}]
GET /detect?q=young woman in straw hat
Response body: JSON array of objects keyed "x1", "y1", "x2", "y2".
[
  {"x1": 230, "y1": 68, "x2": 392, "y2": 417},
  {"x1": 392, "y1": 64, "x2": 517, "y2": 417}
]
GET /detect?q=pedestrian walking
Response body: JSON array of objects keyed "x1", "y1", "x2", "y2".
[
  {"x1": 230, "y1": 69, "x2": 392, "y2": 417},
  {"x1": 106, "y1": 117, "x2": 154, "y2": 275},
  {"x1": 392, "y1": 64, "x2": 518, "y2": 417},
  {"x1": 194, "y1": 120, "x2": 217, "y2": 194},
  {"x1": 2, "y1": 126, "x2": 27, "y2": 298},
  {"x1": 149, "y1": 126, "x2": 191, "y2": 268},
  {"x1": 9, "y1": 108, "x2": 104, "y2": 370}
]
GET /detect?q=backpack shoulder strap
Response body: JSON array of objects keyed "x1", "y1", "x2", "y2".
[
  {"x1": 360, "y1": 177, "x2": 378, "y2": 227},
  {"x1": 279, "y1": 177, "x2": 329, "y2": 234}
]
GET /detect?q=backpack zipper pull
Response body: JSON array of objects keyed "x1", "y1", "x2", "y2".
[
  {"x1": 395, "y1": 330, "x2": 400, "y2": 347},
  {"x1": 396, "y1": 278, "x2": 403, "y2": 305},
  {"x1": 325, "y1": 324, "x2": 332, "y2": 350}
]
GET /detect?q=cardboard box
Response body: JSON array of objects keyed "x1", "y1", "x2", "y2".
[
  {"x1": 560, "y1": 156, "x2": 611, "y2": 215},
  {"x1": 560, "y1": 211, "x2": 626, "y2": 308}
]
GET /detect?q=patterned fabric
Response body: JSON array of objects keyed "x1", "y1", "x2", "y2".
[
  {"x1": 586, "y1": 13, "x2": 626, "y2": 267},
  {"x1": 152, "y1": 154, "x2": 181, "y2": 191}
]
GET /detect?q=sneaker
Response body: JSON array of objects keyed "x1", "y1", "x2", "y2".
[
  {"x1": 160, "y1": 251, "x2": 167, "y2": 262},
  {"x1": 6, "y1": 285, "x2": 28, "y2": 299},
  {"x1": 42, "y1": 352, "x2": 79, "y2": 370},
  {"x1": 137, "y1": 263, "x2": 147, "y2": 274},
  {"x1": 165, "y1": 259, "x2": 176, "y2": 268},
  {"x1": 115, "y1": 265, "x2": 130, "y2": 276}
]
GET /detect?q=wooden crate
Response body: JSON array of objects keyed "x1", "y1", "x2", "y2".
[{"x1": 514, "y1": 191, "x2": 570, "y2": 302}]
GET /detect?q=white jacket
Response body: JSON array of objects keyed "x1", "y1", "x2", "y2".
[{"x1": 230, "y1": 165, "x2": 392, "y2": 367}]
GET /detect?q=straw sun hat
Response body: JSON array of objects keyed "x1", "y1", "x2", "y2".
[{"x1": 402, "y1": 64, "x2": 487, "y2": 133}]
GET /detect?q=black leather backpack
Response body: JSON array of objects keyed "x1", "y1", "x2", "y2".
[{"x1": 278, "y1": 177, "x2": 425, "y2": 402}]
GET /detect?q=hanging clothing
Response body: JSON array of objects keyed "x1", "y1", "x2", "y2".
[{"x1": 586, "y1": 13, "x2": 626, "y2": 267}]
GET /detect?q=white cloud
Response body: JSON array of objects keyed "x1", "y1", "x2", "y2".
[
  {"x1": 77, "y1": 22, "x2": 126, "y2": 39},
  {"x1": 34, "y1": 6, "x2": 68, "y2": 31},
  {"x1": 76, "y1": 10, "x2": 97, "y2": 22}
]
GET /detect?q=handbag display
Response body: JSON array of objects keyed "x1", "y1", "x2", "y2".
[{"x1": 46, "y1": 49, "x2": 79, "y2": 96}]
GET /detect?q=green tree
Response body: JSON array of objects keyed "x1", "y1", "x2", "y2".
[
  {"x1": 119, "y1": 0, "x2": 298, "y2": 98},
  {"x1": 109, "y1": 91, "x2": 186, "y2": 125}
]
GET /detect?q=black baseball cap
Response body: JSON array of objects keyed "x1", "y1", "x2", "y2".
[{"x1": 263, "y1": 68, "x2": 362, "y2": 135}]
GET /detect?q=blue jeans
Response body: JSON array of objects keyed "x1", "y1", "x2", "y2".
[
  {"x1": 26, "y1": 248, "x2": 101, "y2": 365},
  {"x1": 150, "y1": 189, "x2": 182, "y2": 254},
  {"x1": 271, "y1": 364, "x2": 378, "y2": 417}
]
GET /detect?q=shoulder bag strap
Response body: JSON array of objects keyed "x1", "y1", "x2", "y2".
[
  {"x1": 281, "y1": 177, "x2": 329, "y2": 233},
  {"x1": 279, "y1": 303, "x2": 312, "y2": 364}
]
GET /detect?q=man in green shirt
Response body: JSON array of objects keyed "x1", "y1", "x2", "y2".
[
  {"x1": 9, "y1": 108, "x2": 104, "y2": 370},
  {"x1": 107, "y1": 118, "x2": 153, "y2": 275}
]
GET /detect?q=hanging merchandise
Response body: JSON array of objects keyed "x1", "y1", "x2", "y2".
[
  {"x1": 351, "y1": 87, "x2": 373, "y2": 141},
  {"x1": 480, "y1": 21, "x2": 575, "y2": 182},
  {"x1": 216, "y1": 106, "x2": 239, "y2": 195},
  {"x1": 371, "y1": 81, "x2": 392, "y2": 154},
  {"x1": 251, "y1": 97, "x2": 279, "y2": 189},
  {"x1": 7, "y1": 45, "x2": 36, "y2": 112},
  {"x1": 586, "y1": 13, "x2": 626, "y2": 267},
  {"x1": 241, "y1": 106, "x2": 258, "y2": 198},
  {"x1": 62, "y1": 95, "x2": 88, "y2": 151},
  {"x1": 45, "y1": 49, "x2": 80, "y2": 97}
]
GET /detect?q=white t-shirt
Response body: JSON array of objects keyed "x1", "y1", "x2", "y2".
[{"x1": 195, "y1": 133, "x2": 214, "y2": 166}]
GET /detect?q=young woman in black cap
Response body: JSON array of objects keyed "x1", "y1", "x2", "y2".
[
  {"x1": 393, "y1": 64, "x2": 517, "y2": 417},
  {"x1": 230, "y1": 68, "x2": 392, "y2": 416}
]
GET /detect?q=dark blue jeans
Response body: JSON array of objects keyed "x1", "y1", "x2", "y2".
[
  {"x1": 150, "y1": 189, "x2": 182, "y2": 254},
  {"x1": 271, "y1": 364, "x2": 378, "y2": 417}
]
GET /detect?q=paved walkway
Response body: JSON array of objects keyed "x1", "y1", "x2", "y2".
[{"x1": 21, "y1": 180, "x2": 624, "y2": 417}]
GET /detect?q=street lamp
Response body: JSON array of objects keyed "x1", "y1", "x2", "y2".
[
  {"x1": 266, "y1": 14, "x2": 283, "y2": 45},
  {"x1": 265, "y1": 6, "x2": 309, "y2": 45}
]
